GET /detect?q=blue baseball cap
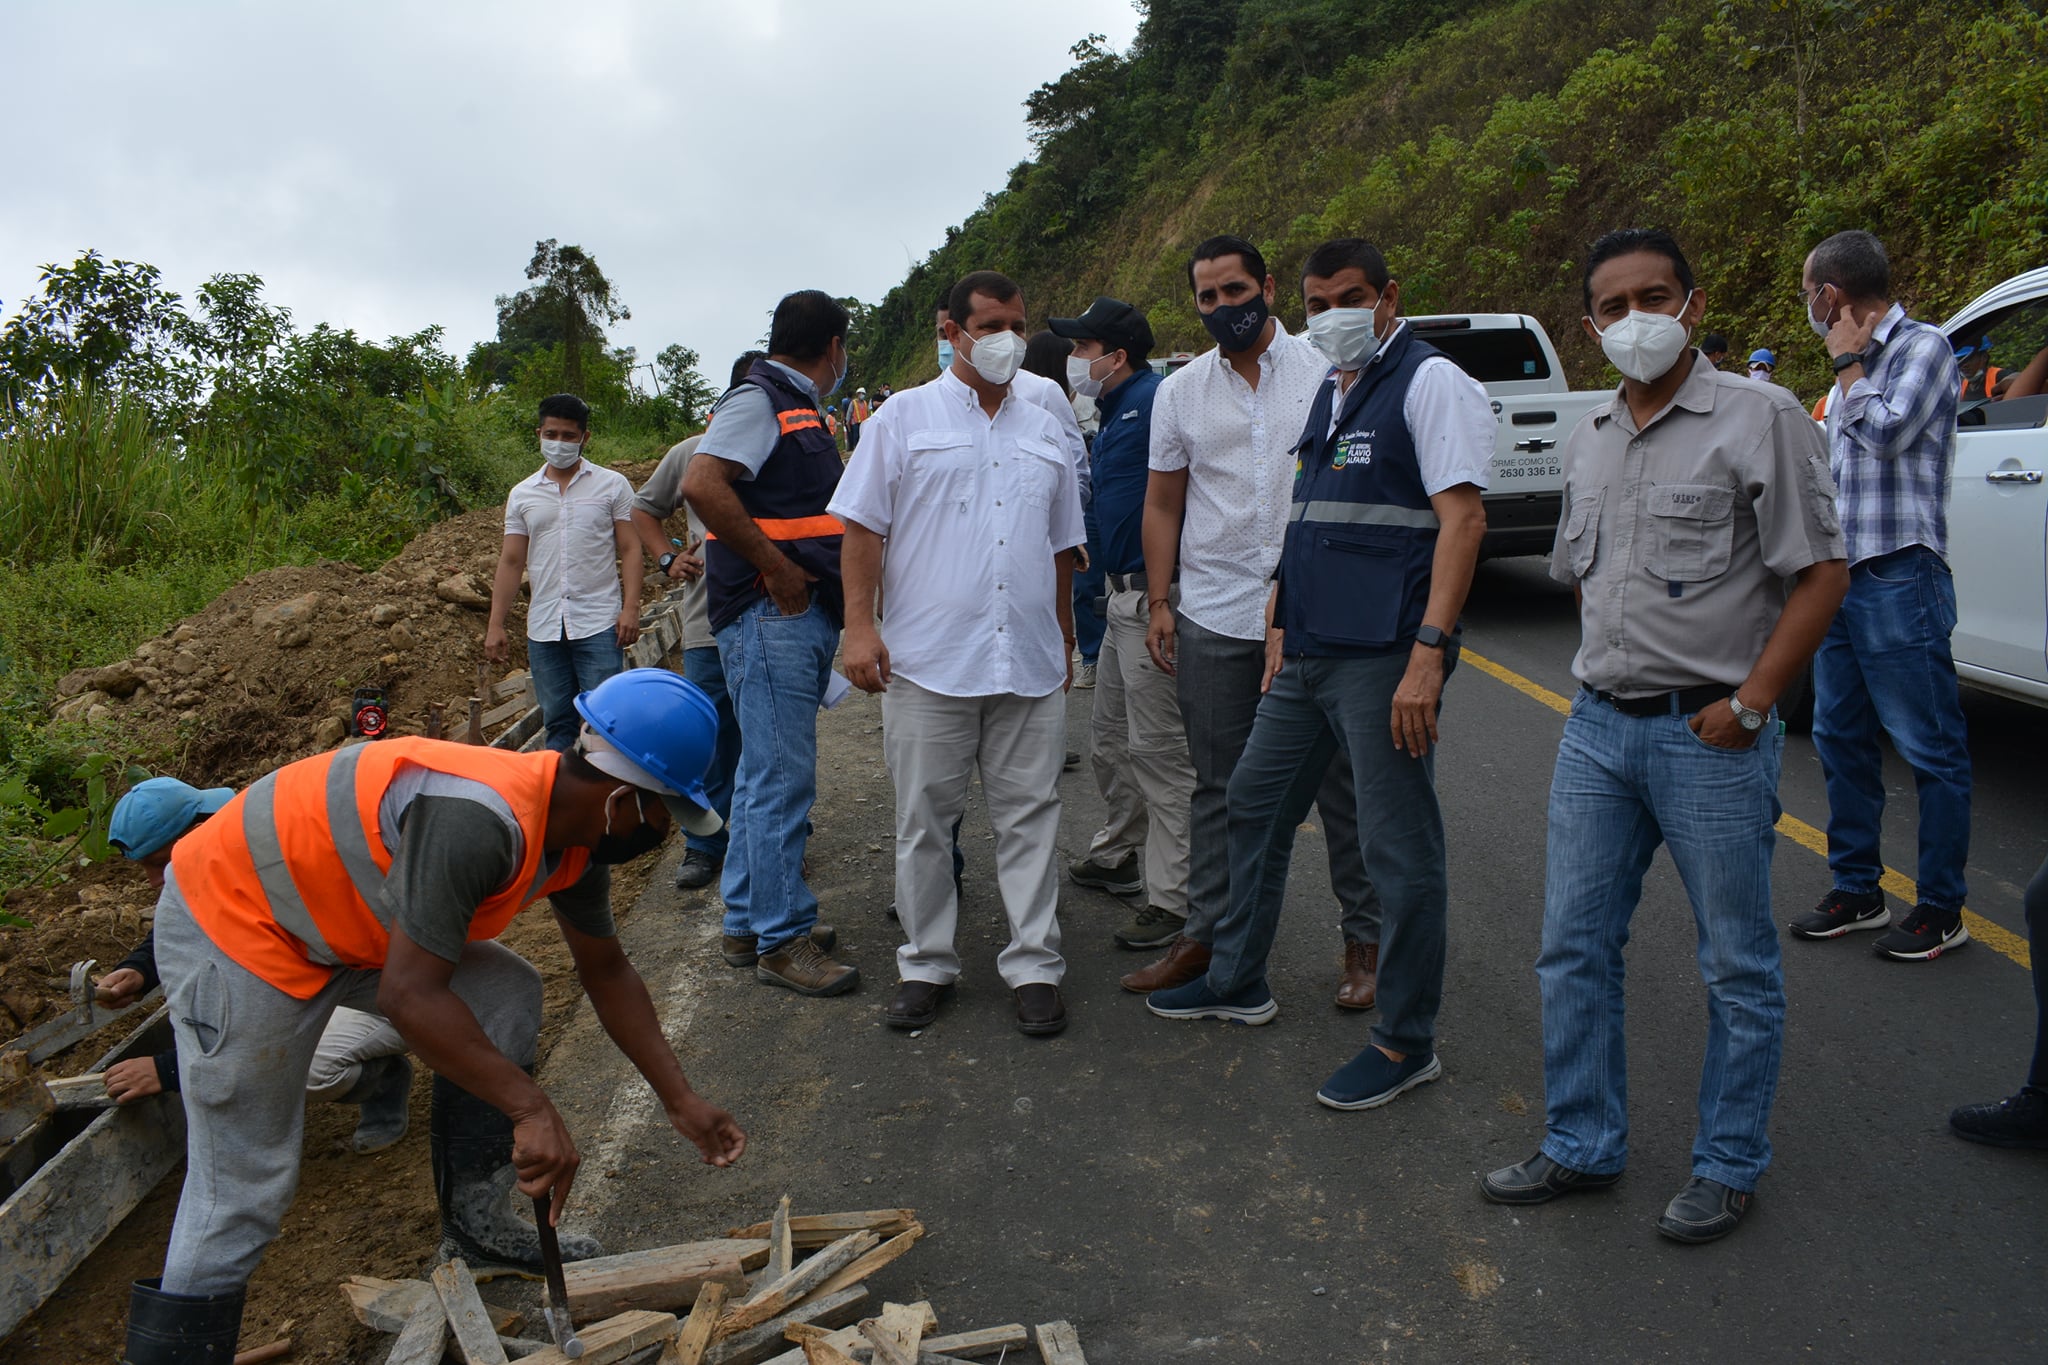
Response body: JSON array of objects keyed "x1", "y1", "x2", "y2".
[
  {"x1": 109, "y1": 777, "x2": 236, "y2": 860},
  {"x1": 1952, "y1": 338, "x2": 1979, "y2": 359},
  {"x1": 1748, "y1": 349, "x2": 1775, "y2": 367}
]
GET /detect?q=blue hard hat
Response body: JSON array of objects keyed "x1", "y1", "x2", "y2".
[
  {"x1": 1748, "y1": 349, "x2": 1775, "y2": 367},
  {"x1": 109, "y1": 777, "x2": 236, "y2": 859},
  {"x1": 573, "y1": 669, "x2": 722, "y2": 835}
]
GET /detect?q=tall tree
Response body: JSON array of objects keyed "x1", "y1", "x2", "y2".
[{"x1": 472, "y1": 239, "x2": 630, "y2": 392}]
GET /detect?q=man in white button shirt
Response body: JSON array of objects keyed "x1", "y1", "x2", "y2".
[
  {"x1": 486, "y1": 393, "x2": 642, "y2": 751},
  {"x1": 834, "y1": 270, "x2": 1087, "y2": 1038},
  {"x1": 1124, "y1": 236, "x2": 1381, "y2": 1008}
]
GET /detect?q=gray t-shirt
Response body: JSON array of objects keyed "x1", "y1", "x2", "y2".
[
  {"x1": 386, "y1": 796, "x2": 613, "y2": 962},
  {"x1": 634, "y1": 435, "x2": 712, "y2": 650},
  {"x1": 696, "y1": 360, "x2": 822, "y2": 477},
  {"x1": 1549, "y1": 354, "x2": 1845, "y2": 696}
]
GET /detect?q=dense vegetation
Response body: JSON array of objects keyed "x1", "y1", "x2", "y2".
[
  {"x1": 0, "y1": 242, "x2": 711, "y2": 889},
  {"x1": 854, "y1": 0, "x2": 2048, "y2": 403}
]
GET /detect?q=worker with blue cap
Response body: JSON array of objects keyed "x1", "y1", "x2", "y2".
[
  {"x1": 122, "y1": 669, "x2": 742, "y2": 1365},
  {"x1": 1746, "y1": 349, "x2": 1777, "y2": 382}
]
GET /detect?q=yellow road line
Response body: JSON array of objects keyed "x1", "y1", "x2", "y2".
[{"x1": 1461, "y1": 648, "x2": 2030, "y2": 970}]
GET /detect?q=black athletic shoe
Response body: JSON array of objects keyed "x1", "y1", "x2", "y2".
[
  {"x1": 1788, "y1": 888, "x2": 1888, "y2": 940},
  {"x1": 1949, "y1": 1087, "x2": 2048, "y2": 1150},
  {"x1": 674, "y1": 848, "x2": 721, "y2": 890},
  {"x1": 1873, "y1": 903, "x2": 1969, "y2": 961}
]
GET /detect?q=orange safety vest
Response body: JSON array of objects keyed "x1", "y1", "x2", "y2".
[
  {"x1": 1961, "y1": 365, "x2": 2004, "y2": 401},
  {"x1": 172, "y1": 739, "x2": 591, "y2": 999},
  {"x1": 851, "y1": 399, "x2": 870, "y2": 423}
]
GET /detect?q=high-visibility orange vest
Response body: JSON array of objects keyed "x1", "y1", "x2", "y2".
[
  {"x1": 851, "y1": 399, "x2": 870, "y2": 423},
  {"x1": 1961, "y1": 365, "x2": 2004, "y2": 401},
  {"x1": 172, "y1": 739, "x2": 591, "y2": 999}
]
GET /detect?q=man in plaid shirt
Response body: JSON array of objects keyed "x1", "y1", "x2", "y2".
[{"x1": 1789, "y1": 229, "x2": 1973, "y2": 960}]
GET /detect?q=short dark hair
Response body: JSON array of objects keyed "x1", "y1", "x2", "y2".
[
  {"x1": 537, "y1": 392, "x2": 591, "y2": 430},
  {"x1": 1700, "y1": 333, "x2": 1729, "y2": 354},
  {"x1": 1299, "y1": 238, "x2": 1391, "y2": 291},
  {"x1": 1581, "y1": 228, "x2": 1695, "y2": 313},
  {"x1": 768, "y1": 290, "x2": 850, "y2": 362},
  {"x1": 1187, "y1": 235, "x2": 1267, "y2": 293},
  {"x1": 1023, "y1": 330, "x2": 1074, "y2": 395},
  {"x1": 728, "y1": 350, "x2": 767, "y2": 388},
  {"x1": 1808, "y1": 229, "x2": 1890, "y2": 301},
  {"x1": 946, "y1": 271, "x2": 1021, "y2": 328}
]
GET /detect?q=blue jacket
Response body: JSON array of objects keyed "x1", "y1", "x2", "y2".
[{"x1": 1089, "y1": 368, "x2": 1162, "y2": 576}]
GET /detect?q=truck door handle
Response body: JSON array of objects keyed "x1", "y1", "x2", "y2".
[
  {"x1": 1513, "y1": 439, "x2": 1557, "y2": 453},
  {"x1": 1985, "y1": 470, "x2": 2044, "y2": 484}
]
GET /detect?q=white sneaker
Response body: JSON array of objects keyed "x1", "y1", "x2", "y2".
[{"x1": 1075, "y1": 662, "x2": 1097, "y2": 689}]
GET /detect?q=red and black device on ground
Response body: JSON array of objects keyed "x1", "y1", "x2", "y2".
[{"x1": 349, "y1": 687, "x2": 390, "y2": 739}]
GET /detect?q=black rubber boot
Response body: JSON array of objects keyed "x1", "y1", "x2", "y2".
[
  {"x1": 124, "y1": 1277, "x2": 244, "y2": 1365},
  {"x1": 429, "y1": 1073, "x2": 602, "y2": 1269},
  {"x1": 338, "y1": 1053, "x2": 413, "y2": 1154}
]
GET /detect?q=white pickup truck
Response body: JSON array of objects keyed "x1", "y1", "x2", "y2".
[{"x1": 1406, "y1": 313, "x2": 1607, "y2": 558}]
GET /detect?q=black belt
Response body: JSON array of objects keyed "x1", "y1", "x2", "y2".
[
  {"x1": 1107, "y1": 570, "x2": 1175, "y2": 595},
  {"x1": 1583, "y1": 683, "x2": 1733, "y2": 718}
]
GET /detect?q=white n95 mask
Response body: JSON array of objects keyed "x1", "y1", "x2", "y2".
[{"x1": 1592, "y1": 294, "x2": 1695, "y2": 383}]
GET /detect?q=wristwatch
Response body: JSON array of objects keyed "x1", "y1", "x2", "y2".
[
  {"x1": 658, "y1": 552, "x2": 677, "y2": 572},
  {"x1": 1831, "y1": 352, "x2": 1863, "y2": 373},
  {"x1": 1415, "y1": 624, "x2": 1450, "y2": 650},
  {"x1": 1729, "y1": 694, "x2": 1767, "y2": 732}
]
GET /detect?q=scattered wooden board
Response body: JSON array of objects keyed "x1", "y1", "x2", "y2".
[
  {"x1": 859, "y1": 1302, "x2": 929, "y2": 1365},
  {"x1": 720, "y1": 1230, "x2": 878, "y2": 1337},
  {"x1": 660, "y1": 1280, "x2": 729, "y2": 1365},
  {"x1": 1033, "y1": 1320, "x2": 1087, "y2": 1365},
  {"x1": 803, "y1": 1226, "x2": 924, "y2": 1305},
  {"x1": 431, "y1": 1259, "x2": 509, "y2": 1365},
  {"x1": 921, "y1": 1325, "x2": 1030, "y2": 1358},
  {"x1": 384, "y1": 1298, "x2": 448, "y2": 1365},
  {"x1": 728, "y1": 1210, "x2": 919, "y2": 1250},
  {"x1": 44, "y1": 1073, "x2": 117, "y2": 1111},
  {"x1": 344, "y1": 1275, "x2": 519, "y2": 1336},
  {"x1": 519, "y1": 1308, "x2": 678, "y2": 1365},
  {"x1": 561, "y1": 1238, "x2": 759, "y2": 1318},
  {"x1": 705, "y1": 1285, "x2": 869, "y2": 1365},
  {"x1": 802, "y1": 1341, "x2": 861, "y2": 1365},
  {"x1": 766, "y1": 1196, "x2": 794, "y2": 1282}
]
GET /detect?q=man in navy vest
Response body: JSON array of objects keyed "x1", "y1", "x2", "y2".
[
  {"x1": 1148, "y1": 239, "x2": 1491, "y2": 1114},
  {"x1": 683, "y1": 290, "x2": 859, "y2": 998}
]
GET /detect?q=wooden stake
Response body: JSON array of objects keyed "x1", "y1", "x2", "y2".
[
  {"x1": 1033, "y1": 1321, "x2": 1087, "y2": 1365},
  {"x1": 719, "y1": 1231, "x2": 878, "y2": 1338},
  {"x1": 766, "y1": 1196, "x2": 794, "y2": 1283},
  {"x1": 663, "y1": 1281, "x2": 731, "y2": 1365},
  {"x1": 801, "y1": 1226, "x2": 924, "y2": 1305},
  {"x1": 560, "y1": 1238, "x2": 758, "y2": 1318},
  {"x1": 518, "y1": 1309, "x2": 678, "y2": 1365},
  {"x1": 430, "y1": 1260, "x2": 509, "y2": 1365},
  {"x1": 727, "y1": 1210, "x2": 918, "y2": 1250}
]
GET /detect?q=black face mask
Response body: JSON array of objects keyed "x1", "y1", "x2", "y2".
[
  {"x1": 1200, "y1": 294, "x2": 1271, "y2": 353},
  {"x1": 589, "y1": 788, "x2": 669, "y2": 864}
]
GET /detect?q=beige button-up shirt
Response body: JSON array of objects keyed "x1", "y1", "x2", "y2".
[{"x1": 1549, "y1": 354, "x2": 1845, "y2": 696}]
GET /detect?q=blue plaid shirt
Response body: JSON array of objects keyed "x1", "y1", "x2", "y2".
[{"x1": 1826, "y1": 304, "x2": 1959, "y2": 566}]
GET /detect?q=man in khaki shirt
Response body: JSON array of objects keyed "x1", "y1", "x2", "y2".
[{"x1": 1481, "y1": 229, "x2": 1848, "y2": 1245}]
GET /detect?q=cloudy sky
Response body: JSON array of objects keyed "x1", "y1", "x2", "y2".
[{"x1": 1, "y1": 1, "x2": 1140, "y2": 387}]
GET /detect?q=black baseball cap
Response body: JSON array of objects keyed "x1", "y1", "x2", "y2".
[{"x1": 1049, "y1": 296, "x2": 1154, "y2": 361}]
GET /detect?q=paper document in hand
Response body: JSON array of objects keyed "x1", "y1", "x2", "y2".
[{"x1": 821, "y1": 671, "x2": 855, "y2": 710}]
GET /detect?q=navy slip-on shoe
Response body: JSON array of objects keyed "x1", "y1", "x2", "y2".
[
  {"x1": 1146, "y1": 976, "x2": 1279, "y2": 1025},
  {"x1": 1315, "y1": 1046, "x2": 1441, "y2": 1110}
]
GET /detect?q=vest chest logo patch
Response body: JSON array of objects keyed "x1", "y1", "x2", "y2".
[{"x1": 1333, "y1": 428, "x2": 1376, "y2": 470}]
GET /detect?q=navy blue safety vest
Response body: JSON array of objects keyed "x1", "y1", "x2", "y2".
[
  {"x1": 1275, "y1": 323, "x2": 1442, "y2": 656},
  {"x1": 704, "y1": 360, "x2": 846, "y2": 634}
]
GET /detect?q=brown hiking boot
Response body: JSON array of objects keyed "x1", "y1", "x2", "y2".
[
  {"x1": 1119, "y1": 934, "x2": 1211, "y2": 994},
  {"x1": 1335, "y1": 939, "x2": 1379, "y2": 1011},
  {"x1": 756, "y1": 934, "x2": 860, "y2": 996},
  {"x1": 721, "y1": 924, "x2": 838, "y2": 968}
]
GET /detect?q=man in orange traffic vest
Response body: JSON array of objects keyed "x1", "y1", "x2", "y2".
[{"x1": 124, "y1": 670, "x2": 743, "y2": 1365}]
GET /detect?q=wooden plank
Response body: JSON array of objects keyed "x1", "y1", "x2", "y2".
[
  {"x1": 45, "y1": 1074, "x2": 116, "y2": 1112},
  {"x1": 233, "y1": 1342, "x2": 295, "y2": 1365},
  {"x1": 763, "y1": 1306, "x2": 938, "y2": 1365},
  {"x1": 494, "y1": 672, "x2": 535, "y2": 699},
  {"x1": 801, "y1": 1226, "x2": 924, "y2": 1305},
  {"x1": 921, "y1": 1325, "x2": 1030, "y2": 1359},
  {"x1": 0, "y1": 1052, "x2": 54, "y2": 1145},
  {"x1": 720, "y1": 1230, "x2": 877, "y2": 1337},
  {"x1": 859, "y1": 1302, "x2": 927, "y2": 1365},
  {"x1": 383, "y1": 1298, "x2": 448, "y2": 1365},
  {"x1": 766, "y1": 1196, "x2": 794, "y2": 1282},
  {"x1": 431, "y1": 1259, "x2": 510, "y2": 1365},
  {"x1": 705, "y1": 1286, "x2": 869, "y2": 1365},
  {"x1": 727, "y1": 1210, "x2": 918, "y2": 1250},
  {"x1": 345, "y1": 1276, "x2": 522, "y2": 1336},
  {"x1": 560, "y1": 1238, "x2": 758, "y2": 1318},
  {"x1": 660, "y1": 1280, "x2": 729, "y2": 1365},
  {"x1": 490, "y1": 705, "x2": 545, "y2": 751},
  {"x1": 1033, "y1": 1321, "x2": 1087, "y2": 1365},
  {"x1": 803, "y1": 1341, "x2": 862, "y2": 1365},
  {"x1": 518, "y1": 1308, "x2": 678, "y2": 1365}
]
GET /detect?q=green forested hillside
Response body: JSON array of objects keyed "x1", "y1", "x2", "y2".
[{"x1": 854, "y1": 0, "x2": 2048, "y2": 400}]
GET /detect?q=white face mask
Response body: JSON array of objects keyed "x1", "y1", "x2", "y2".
[
  {"x1": 1066, "y1": 352, "x2": 1113, "y2": 399},
  {"x1": 540, "y1": 437, "x2": 583, "y2": 469},
  {"x1": 1749, "y1": 367, "x2": 1772, "y2": 381},
  {"x1": 1807, "y1": 284, "x2": 1838, "y2": 340},
  {"x1": 960, "y1": 327, "x2": 1025, "y2": 386},
  {"x1": 1306, "y1": 304, "x2": 1386, "y2": 370},
  {"x1": 1591, "y1": 291, "x2": 1695, "y2": 383}
]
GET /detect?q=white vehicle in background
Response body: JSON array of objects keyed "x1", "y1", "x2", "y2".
[{"x1": 1406, "y1": 313, "x2": 1609, "y2": 558}]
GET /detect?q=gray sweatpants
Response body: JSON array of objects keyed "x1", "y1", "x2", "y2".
[{"x1": 152, "y1": 870, "x2": 543, "y2": 1295}]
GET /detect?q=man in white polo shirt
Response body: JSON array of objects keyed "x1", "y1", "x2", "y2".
[
  {"x1": 834, "y1": 270, "x2": 1087, "y2": 1038},
  {"x1": 486, "y1": 392, "x2": 642, "y2": 751}
]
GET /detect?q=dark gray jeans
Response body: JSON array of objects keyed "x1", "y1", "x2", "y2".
[
  {"x1": 1174, "y1": 612, "x2": 1378, "y2": 945},
  {"x1": 1206, "y1": 649, "x2": 1455, "y2": 1055}
]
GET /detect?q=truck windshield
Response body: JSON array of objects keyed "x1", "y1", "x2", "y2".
[{"x1": 1414, "y1": 324, "x2": 1553, "y2": 384}]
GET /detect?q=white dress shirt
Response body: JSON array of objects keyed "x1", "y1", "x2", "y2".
[
  {"x1": 1324, "y1": 322, "x2": 1496, "y2": 494},
  {"x1": 1148, "y1": 320, "x2": 1330, "y2": 640},
  {"x1": 829, "y1": 369, "x2": 1087, "y2": 699},
  {"x1": 1011, "y1": 366, "x2": 1092, "y2": 508},
  {"x1": 504, "y1": 461, "x2": 634, "y2": 642}
]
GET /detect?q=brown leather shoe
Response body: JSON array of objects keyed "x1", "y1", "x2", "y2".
[
  {"x1": 755, "y1": 936, "x2": 860, "y2": 996},
  {"x1": 1336, "y1": 939, "x2": 1379, "y2": 1011},
  {"x1": 1119, "y1": 935, "x2": 1211, "y2": 994},
  {"x1": 1014, "y1": 983, "x2": 1067, "y2": 1036},
  {"x1": 883, "y1": 979, "x2": 952, "y2": 1030},
  {"x1": 721, "y1": 924, "x2": 838, "y2": 968}
]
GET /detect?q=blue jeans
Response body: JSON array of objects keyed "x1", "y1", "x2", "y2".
[
  {"x1": 714, "y1": 597, "x2": 837, "y2": 953},
  {"x1": 682, "y1": 645, "x2": 743, "y2": 859},
  {"x1": 528, "y1": 629, "x2": 625, "y2": 752},
  {"x1": 1205, "y1": 650, "x2": 1451, "y2": 1056},
  {"x1": 1537, "y1": 691, "x2": 1787, "y2": 1192},
  {"x1": 1811, "y1": 545, "x2": 1973, "y2": 911}
]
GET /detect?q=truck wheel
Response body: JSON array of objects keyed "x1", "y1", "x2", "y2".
[{"x1": 1778, "y1": 662, "x2": 1816, "y2": 735}]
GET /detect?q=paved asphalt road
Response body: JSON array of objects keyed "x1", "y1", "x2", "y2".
[{"x1": 544, "y1": 556, "x2": 2045, "y2": 1363}]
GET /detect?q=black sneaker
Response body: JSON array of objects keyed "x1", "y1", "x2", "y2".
[
  {"x1": 1787, "y1": 888, "x2": 1888, "y2": 940},
  {"x1": 674, "y1": 848, "x2": 721, "y2": 890},
  {"x1": 1069, "y1": 853, "x2": 1142, "y2": 897},
  {"x1": 1872, "y1": 903, "x2": 1969, "y2": 961},
  {"x1": 1949, "y1": 1087, "x2": 2048, "y2": 1150}
]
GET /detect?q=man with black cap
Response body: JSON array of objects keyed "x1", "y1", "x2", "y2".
[{"x1": 1049, "y1": 297, "x2": 1196, "y2": 952}]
